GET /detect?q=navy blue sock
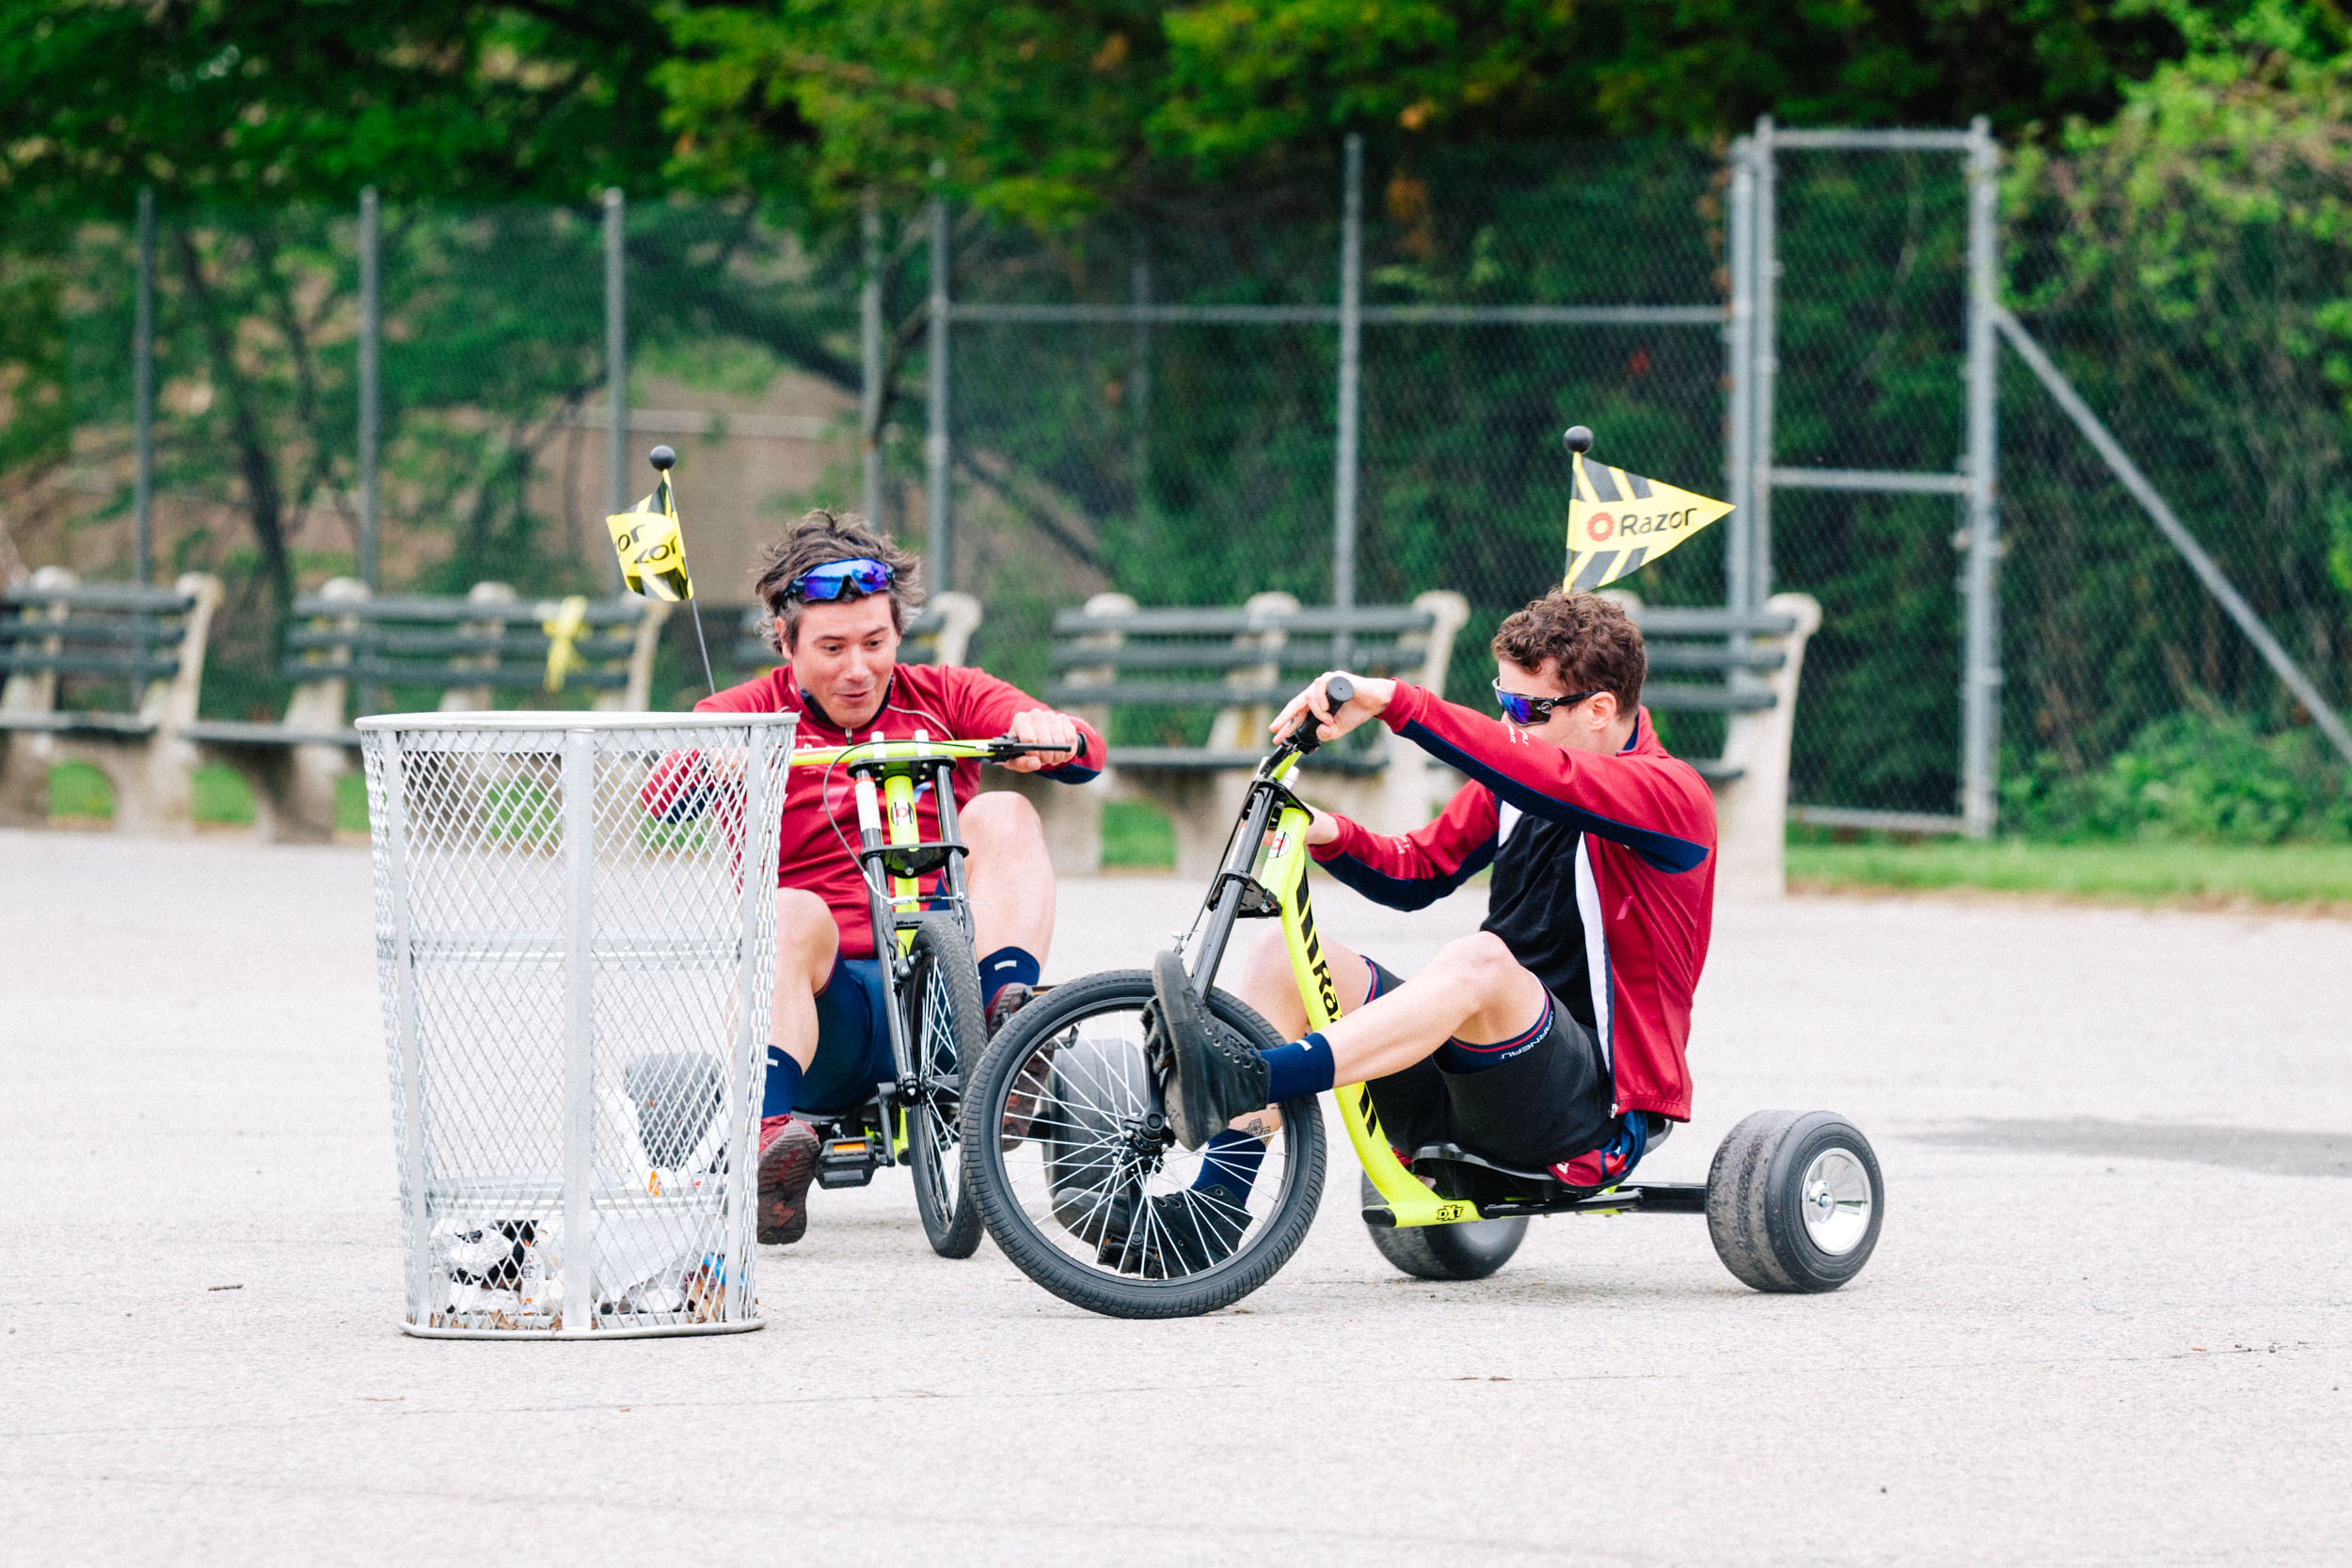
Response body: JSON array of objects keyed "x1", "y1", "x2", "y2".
[
  {"x1": 978, "y1": 945, "x2": 1041, "y2": 1006},
  {"x1": 761, "y1": 1048, "x2": 804, "y2": 1120},
  {"x1": 1438, "y1": 1001, "x2": 1553, "y2": 1075},
  {"x1": 1194, "y1": 1129, "x2": 1267, "y2": 1198},
  {"x1": 1260, "y1": 1031, "x2": 1336, "y2": 1102}
]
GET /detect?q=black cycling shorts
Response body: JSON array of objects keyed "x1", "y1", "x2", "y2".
[{"x1": 1357, "y1": 958, "x2": 1615, "y2": 1172}]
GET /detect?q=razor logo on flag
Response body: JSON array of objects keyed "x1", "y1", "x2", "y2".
[
  {"x1": 606, "y1": 466, "x2": 694, "y2": 602},
  {"x1": 1561, "y1": 426, "x2": 1733, "y2": 593}
]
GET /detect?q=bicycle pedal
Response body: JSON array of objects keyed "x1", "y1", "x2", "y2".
[{"x1": 816, "y1": 1136, "x2": 880, "y2": 1189}]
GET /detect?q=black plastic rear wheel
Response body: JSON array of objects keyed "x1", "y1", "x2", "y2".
[
  {"x1": 1706, "y1": 1109, "x2": 1883, "y2": 1292},
  {"x1": 903, "y1": 914, "x2": 986, "y2": 1259},
  {"x1": 1359, "y1": 1172, "x2": 1528, "y2": 1280}
]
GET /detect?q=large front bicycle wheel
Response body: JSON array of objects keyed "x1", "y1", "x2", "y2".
[
  {"x1": 903, "y1": 914, "x2": 986, "y2": 1259},
  {"x1": 961, "y1": 969, "x2": 1326, "y2": 1318}
]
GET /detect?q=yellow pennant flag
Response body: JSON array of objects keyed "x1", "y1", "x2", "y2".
[
  {"x1": 1565, "y1": 451, "x2": 1734, "y2": 593},
  {"x1": 605, "y1": 473, "x2": 694, "y2": 601}
]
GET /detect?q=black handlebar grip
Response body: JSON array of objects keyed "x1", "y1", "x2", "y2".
[{"x1": 1326, "y1": 674, "x2": 1355, "y2": 706}]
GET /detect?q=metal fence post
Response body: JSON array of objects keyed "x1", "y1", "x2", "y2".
[
  {"x1": 1749, "y1": 118, "x2": 1779, "y2": 609},
  {"x1": 358, "y1": 186, "x2": 381, "y2": 590},
  {"x1": 1960, "y1": 118, "x2": 2002, "y2": 838},
  {"x1": 133, "y1": 186, "x2": 154, "y2": 588},
  {"x1": 1724, "y1": 144, "x2": 1756, "y2": 616},
  {"x1": 860, "y1": 188, "x2": 883, "y2": 526},
  {"x1": 1332, "y1": 133, "x2": 1363, "y2": 661},
  {"x1": 1133, "y1": 249, "x2": 1152, "y2": 518},
  {"x1": 926, "y1": 190, "x2": 952, "y2": 591},
  {"x1": 603, "y1": 188, "x2": 628, "y2": 594}
]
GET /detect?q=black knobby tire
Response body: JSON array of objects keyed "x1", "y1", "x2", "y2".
[
  {"x1": 961, "y1": 969, "x2": 1326, "y2": 1319},
  {"x1": 1705, "y1": 1109, "x2": 1883, "y2": 1292},
  {"x1": 903, "y1": 914, "x2": 986, "y2": 1259},
  {"x1": 1358, "y1": 1172, "x2": 1528, "y2": 1281}
]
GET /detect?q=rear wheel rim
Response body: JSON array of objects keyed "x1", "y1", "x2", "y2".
[{"x1": 1798, "y1": 1147, "x2": 1871, "y2": 1255}]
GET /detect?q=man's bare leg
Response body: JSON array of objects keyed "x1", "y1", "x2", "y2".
[
  {"x1": 960, "y1": 790, "x2": 1055, "y2": 962},
  {"x1": 1216, "y1": 927, "x2": 1545, "y2": 1132},
  {"x1": 771, "y1": 887, "x2": 840, "y2": 1072},
  {"x1": 760, "y1": 888, "x2": 838, "y2": 1245}
]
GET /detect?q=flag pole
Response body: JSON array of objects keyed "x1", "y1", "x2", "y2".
[{"x1": 646, "y1": 445, "x2": 719, "y2": 696}]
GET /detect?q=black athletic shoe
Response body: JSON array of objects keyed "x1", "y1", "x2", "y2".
[
  {"x1": 1142, "y1": 950, "x2": 1269, "y2": 1150},
  {"x1": 1110, "y1": 1189, "x2": 1261, "y2": 1278},
  {"x1": 1067, "y1": 1180, "x2": 1250, "y2": 1278}
]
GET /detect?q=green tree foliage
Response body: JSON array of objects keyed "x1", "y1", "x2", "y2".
[{"x1": 2000, "y1": 0, "x2": 2352, "y2": 826}]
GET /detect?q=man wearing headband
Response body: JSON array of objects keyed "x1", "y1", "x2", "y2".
[
  {"x1": 659, "y1": 509, "x2": 1104, "y2": 1248},
  {"x1": 1106, "y1": 591, "x2": 1717, "y2": 1275}
]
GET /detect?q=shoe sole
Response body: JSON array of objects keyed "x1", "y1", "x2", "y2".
[
  {"x1": 757, "y1": 1129, "x2": 818, "y2": 1245},
  {"x1": 1151, "y1": 951, "x2": 1217, "y2": 1149}
]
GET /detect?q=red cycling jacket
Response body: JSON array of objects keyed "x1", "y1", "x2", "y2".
[
  {"x1": 1309, "y1": 681, "x2": 1717, "y2": 1122},
  {"x1": 641, "y1": 664, "x2": 1104, "y2": 960}
]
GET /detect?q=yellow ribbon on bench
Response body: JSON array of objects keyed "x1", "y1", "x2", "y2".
[
  {"x1": 542, "y1": 594, "x2": 589, "y2": 692},
  {"x1": 1565, "y1": 451, "x2": 1733, "y2": 594}
]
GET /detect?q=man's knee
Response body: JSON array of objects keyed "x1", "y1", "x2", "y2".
[
  {"x1": 774, "y1": 888, "x2": 838, "y2": 980},
  {"x1": 1434, "y1": 930, "x2": 1519, "y2": 993},
  {"x1": 961, "y1": 788, "x2": 1043, "y2": 849}
]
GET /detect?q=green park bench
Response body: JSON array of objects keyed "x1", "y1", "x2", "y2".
[
  {"x1": 1030, "y1": 589, "x2": 1472, "y2": 878},
  {"x1": 186, "y1": 579, "x2": 671, "y2": 842},
  {"x1": 0, "y1": 567, "x2": 223, "y2": 832}
]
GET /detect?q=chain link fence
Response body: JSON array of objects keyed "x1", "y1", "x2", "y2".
[{"x1": 13, "y1": 136, "x2": 2348, "y2": 839}]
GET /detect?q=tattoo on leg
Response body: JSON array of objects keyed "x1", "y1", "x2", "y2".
[{"x1": 1237, "y1": 1115, "x2": 1273, "y2": 1140}]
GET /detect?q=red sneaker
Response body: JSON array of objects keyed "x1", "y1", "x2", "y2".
[{"x1": 756, "y1": 1116, "x2": 819, "y2": 1245}]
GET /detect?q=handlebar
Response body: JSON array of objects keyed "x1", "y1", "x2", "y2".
[
  {"x1": 1274, "y1": 674, "x2": 1355, "y2": 763},
  {"x1": 787, "y1": 735, "x2": 1084, "y2": 768}
]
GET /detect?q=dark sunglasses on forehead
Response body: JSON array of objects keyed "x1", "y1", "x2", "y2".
[
  {"x1": 787, "y1": 557, "x2": 895, "y2": 602},
  {"x1": 1492, "y1": 679, "x2": 1602, "y2": 726}
]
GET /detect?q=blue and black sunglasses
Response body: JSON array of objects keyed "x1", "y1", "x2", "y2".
[
  {"x1": 788, "y1": 557, "x2": 896, "y2": 602},
  {"x1": 1492, "y1": 680, "x2": 1602, "y2": 725}
]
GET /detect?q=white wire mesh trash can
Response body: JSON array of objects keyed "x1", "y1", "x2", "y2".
[{"x1": 360, "y1": 710, "x2": 795, "y2": 1338}]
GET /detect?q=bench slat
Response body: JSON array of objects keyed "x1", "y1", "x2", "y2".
[
  {"x1": 1046, "y1": 681, "x2": 1289, "y2": 708},
  {"x1": 0, "y1": 651, "x2": 181, "y2": 680},
  {"x1": 185, "y1": 720, "x2": 360, "y2": 749},
  {"x1": 1049, "y1": 638, "x2": 1431, "y2": 673},
  {"x1": 1644, "y1": 645, "x2": 1787, "y2": 673},
  {"x1": 1629, "y1": 608, "x2": 1799, "y2": 636},
  {"x1": 293, "y1": 594, "x2": 651, "y2": 626},
  {"x1": 1, "y1": 585, "x2": 195, "y2": 614},
  {"x1": 275, "y1": 659, "x2": 630, "y2": 690},
  {"x1": 0, "y1": 618, "x2": 187, "y2": 648},
  {"x1": 283, "y1": 628, "x2": 642, "y2": 659},
  {"x1": 1051, "y1": 605, "x2": 1435, "y2": 637},
  {"x1": 0, "y1": 710, "x2": 158, "y2": 736},
  {"x1": 1640, "y1": 682, "x2": 1777, "y2": 712}
]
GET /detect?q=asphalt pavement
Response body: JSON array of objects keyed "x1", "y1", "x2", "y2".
[{"x1": 2, "y1": 826, "x2": 2345, "y2": 1565}]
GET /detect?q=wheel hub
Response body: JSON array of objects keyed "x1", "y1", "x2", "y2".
[{"x1": 1796, "y1": 1147, "x2": 1871, "y2": 1256}]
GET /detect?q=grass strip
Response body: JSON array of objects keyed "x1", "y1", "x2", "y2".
[{"x1": 1788, "y1": 837, "x2": 2352, "y2": 908}]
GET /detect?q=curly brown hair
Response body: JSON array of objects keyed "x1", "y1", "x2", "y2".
[
  {"x1": 1489, "y1": 591, "x2": 1645, "y2": 713},
  {"x1": 753, "y1": 509, "x2": 924, "y2": 652}
]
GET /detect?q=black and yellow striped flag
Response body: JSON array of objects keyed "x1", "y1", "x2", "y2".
[
  {"x1": 1565, "y1": 452, "x2": 1733, "y2": 593},
  {"x1": 605, "y1": 472, "x2": 694, "y2": 602}
]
